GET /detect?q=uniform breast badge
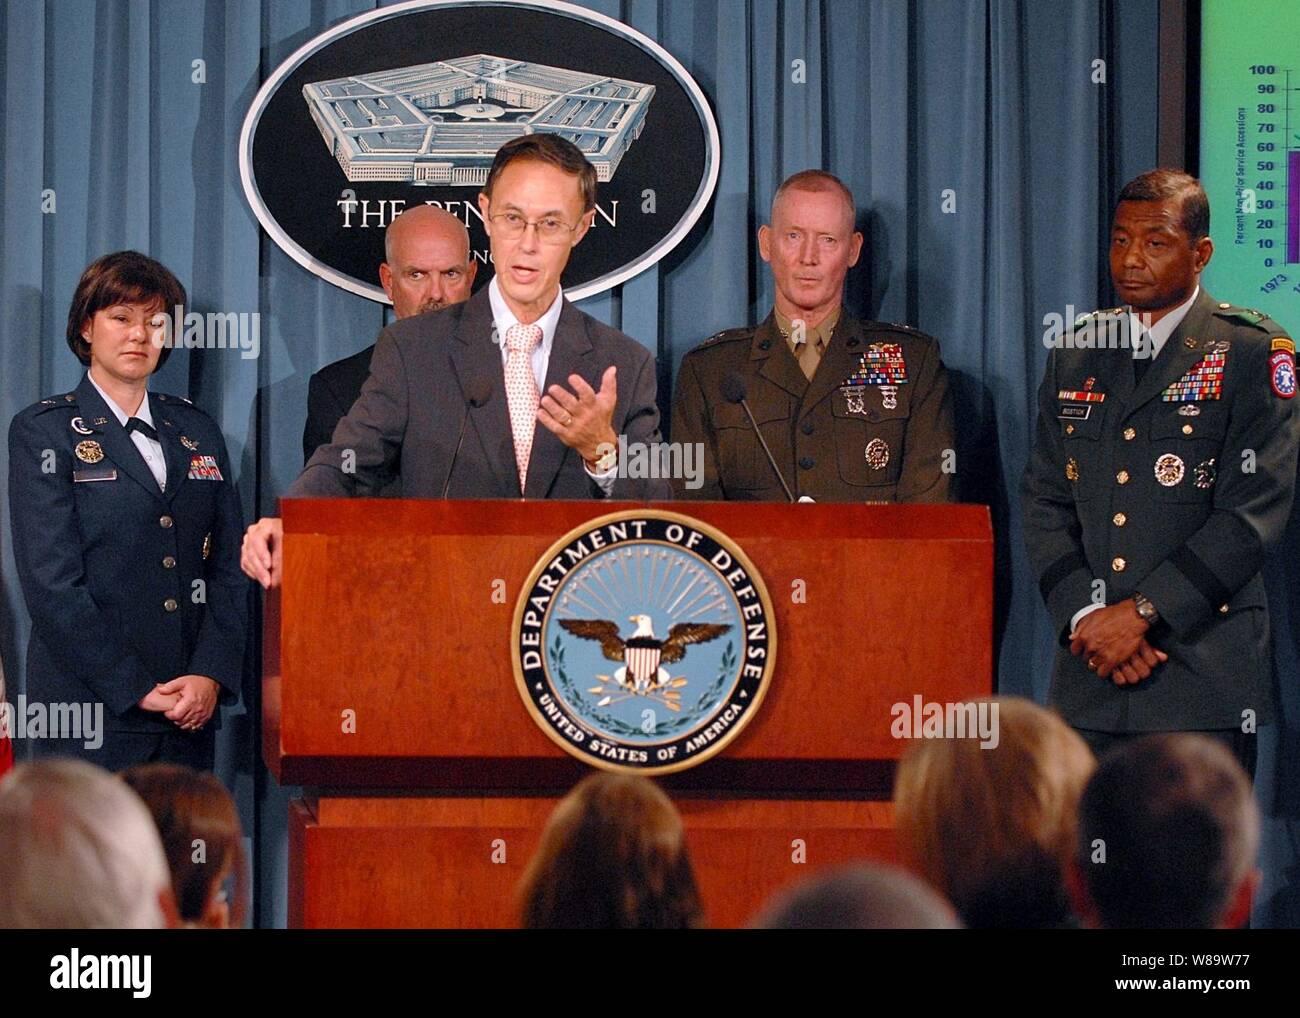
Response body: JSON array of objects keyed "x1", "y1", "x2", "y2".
[
  {"x1": 69, "y1": 417, "x2": 94, "y2": 435},
  {"x1": 187, "y1": 454, "x2": 224, "y2": 481},
  {"x1": 180, "y1": 435, "x2": 200, "y2": 451},
  {"x1": 1155, "y1": 453, "x2": 1185, "y2": 487},
  {"x1": 1057, "y1": 381, "x2": 1106, "y2": 403},
  {"x1": 1163, "y1": 350, "x2": 1225, "y2": 402},
  {"x1": 864, "y1": 438, "x2": 890, "y2": 470},
  {"x1": 1194, "y1": 459, "x2": 1217, "y2": 489},
  {"x1": 1065, "y1": 457, "x2": 1079, "y2": 483},
  {"x1": 74, "y1": 440, "x2": 104, "y2": 464},
  {"x1": 843, "y1": 343, "x2": 909, "y2": 411},
  {"x1": 202, "y1": 533, "x2": 212, "y2": 560}
]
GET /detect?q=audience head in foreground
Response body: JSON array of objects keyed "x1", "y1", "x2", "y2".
[
  {"x1": 519, "y1": 772, "x2": 704, "y2": 929},
  {"x1": 1069, "y1": 733, "x2": 1260, "y2": 929},
  {"x1": 0, "y1": 758, "x2": 177, "y2": 928},
  {"x1": 121, "y1": 763, "x2": 248, "y2": 929},
  {"x1": 893, "y1": 696, "x2": 1096, "y2": 928},
  {"x1": 752, "y1": 863, "x2": 961, "y2": 929}
]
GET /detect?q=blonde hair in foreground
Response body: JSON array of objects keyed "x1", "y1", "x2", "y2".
[{"x1": 894, "y1": 696, "x2": 1095, "y2": 927}]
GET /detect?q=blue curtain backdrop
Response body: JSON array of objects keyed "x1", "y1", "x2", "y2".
[{"x1": 3, "y1": 0, "x2": 1297, "y2": 928}]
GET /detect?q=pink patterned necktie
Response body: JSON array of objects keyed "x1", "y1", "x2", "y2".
[{"x1": 504, "y1": 323, "x2": 543, "y2": 491}]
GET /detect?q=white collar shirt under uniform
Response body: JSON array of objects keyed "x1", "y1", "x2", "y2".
[
  {"x1": 89, "y1": 372, "x2": 166, "y2": 492},
  {"x1": 1128, "y1": 284, "x2": 1200, "y2": 362}
]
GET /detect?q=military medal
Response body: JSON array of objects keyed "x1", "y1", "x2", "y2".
[
  {"x1": 1163, "y1": 350, "x2": 1225, "y2": 402},
  {"x1": 1177, "y1": 404, "x2": 1200, "y2": 417},
  {"x1": 864, "y1": 438, "x2": 890, "y2": 470},
  {"x1": 1155, "y1": 453, "x2": 1185, "y2": 487},
  {"x1": 1194, "y1": 459, "x2": 1217, "y2": 490},
  {"x1": 181, "y1": 435, "x2": 199, "y2": 450},
  {"x1": 844, "y1": 387, "x2": 866, "y2": 414},
  {"x1": 844, "y1": 343, "x2": 909, "y2": 412},
  {"x1": 74, "y1": 440, "x2": 104, "y2": 464},
  {"x1": 70, "y1": 417, "x2": 94, "y2": 435},
  {"x1": 1065, "y1": 457, "x2": 1079, "y2": 483},
  {"x1": 187, "y1": 454, "x2": 224, "y2": 481}
]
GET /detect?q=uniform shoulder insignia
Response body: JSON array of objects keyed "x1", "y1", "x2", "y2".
[
  {"x1": 697, "y1": 328, "x2": 752, "y2": 349},
  {"x1": 1213, "y1": 304, "x2": 1275, "y2": 330},
  {"x1": 32, "y1": 393, "x2": 76, "y2": 414},
  {"x1": 859, "y1": 320, "x2": 930, "y2": 341},
  {"x1": 1072, "y1": 307, "x2": 1122, "y2": 328},
  {"x1": 882, "y1": 321, "x2": 926, "y2": 335}
]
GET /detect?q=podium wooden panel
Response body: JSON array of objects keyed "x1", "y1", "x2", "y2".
[{"x1": 266, "y1": 499, "x2": 992, "y2": 927}]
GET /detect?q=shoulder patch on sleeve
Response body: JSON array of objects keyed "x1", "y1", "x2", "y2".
[
  {"x1": 1270, "y1": 349, "x2": 1296, "y2": 399},
  {"x1": 1272, "y1": 336, "x2": 1295, "y2": 355}
]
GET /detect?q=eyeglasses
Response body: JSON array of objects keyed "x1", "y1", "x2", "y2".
[{"x1": 488, "y1": 210, "x2": 580, "y2": 244}]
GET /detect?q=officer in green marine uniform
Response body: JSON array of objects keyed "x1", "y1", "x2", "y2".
[
  {"x1": 670, "y1": 170, "x2": 956, "y2": 503},
  {"x1": 1022, "y1": 169, "x2": 1300, "y2": 777}
]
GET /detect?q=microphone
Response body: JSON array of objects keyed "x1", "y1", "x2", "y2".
[
  {"x1": 720, "y1": 373, "x2": 795, "y2": 502},
  {"x1": 442, "y1": 379, "x2": 493, "y2": 498}
]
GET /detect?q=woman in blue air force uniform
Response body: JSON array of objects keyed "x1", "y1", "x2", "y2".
[{"x1": 7, "y1": 251, "x2": 246, "y2": 771}]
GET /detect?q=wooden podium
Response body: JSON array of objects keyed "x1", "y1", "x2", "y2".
[{"x1": 264, "y1": 499, "x2": 993, "y2": 928}]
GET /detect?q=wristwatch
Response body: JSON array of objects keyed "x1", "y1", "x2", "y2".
[{"x1": 1133, "y1": 592, "x2": 1160, "y2": 625}]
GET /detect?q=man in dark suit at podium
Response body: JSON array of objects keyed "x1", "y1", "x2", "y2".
[
  {"x1": 301, "y1": 204, "x2": 477, "y2": 488},
  {"x1": 241, "y1": 134, "x2": 668, "y2": 587}
]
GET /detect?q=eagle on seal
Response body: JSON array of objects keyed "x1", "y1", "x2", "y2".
[{"x1": 559, "y1": 614, "x2": 730, "y2": 693}]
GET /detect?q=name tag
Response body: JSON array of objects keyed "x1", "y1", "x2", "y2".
[
  {"x1": 1057, "y1": 404, "x2": 1092, "y2": 421},
  {"x1": 187, "y1": 454, "x2": 224, "y2": 481},
  {"x1": 73, "y1": 467, "x2": 118, "y2": 483}
]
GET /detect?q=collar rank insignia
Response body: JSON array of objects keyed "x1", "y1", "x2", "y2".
[
  {"x1": 1163, "y1": 350, "x2": 1225, "y2": 402},
  {"x1": 187, "y1": 454, "x2": 223, "y2": 481}
]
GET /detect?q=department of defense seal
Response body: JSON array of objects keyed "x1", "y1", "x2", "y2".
[{"x1": 512, "y1": 510, "x2": 776, "y2": 775}]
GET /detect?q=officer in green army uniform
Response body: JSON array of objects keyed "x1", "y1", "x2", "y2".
[
  {"x1": 1022, "y1": 169, "x2": 1300, "y2": 776},
  {"x1": 671, "y1": 170, "x2": 955, "y2": 502}
]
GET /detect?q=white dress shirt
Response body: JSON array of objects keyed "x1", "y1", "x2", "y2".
[
  {"x1": 89, "y1": 372, "x2": 167, "y2": 492},
  {"x1": 1070, "y1": 285, "x2": 1201, "y2": 633},
  {"x1": 487, "y1": 277, "x2": 616, "y2": 495}
]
